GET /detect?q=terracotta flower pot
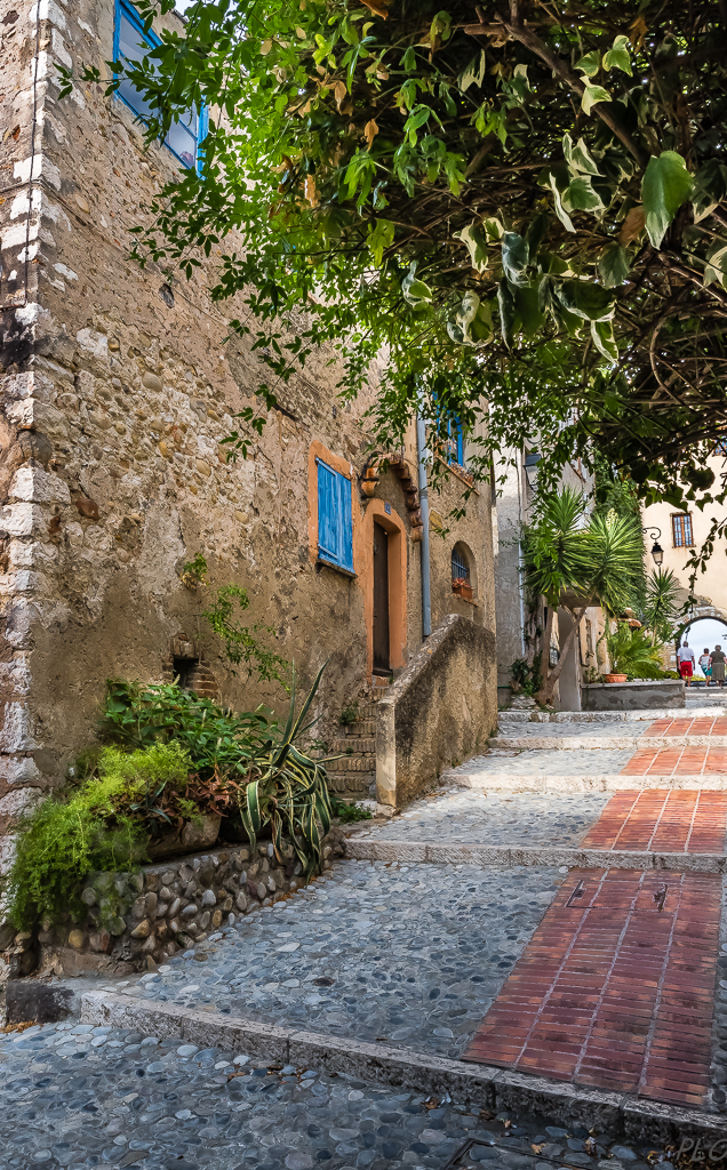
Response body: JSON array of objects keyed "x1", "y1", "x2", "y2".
[{"x1": 604, "y1": 673, "x2": 628, "y2": 684}]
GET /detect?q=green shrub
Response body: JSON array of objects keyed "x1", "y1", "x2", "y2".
[
  {"x1": 102, "y1": 680, "x2": 272, "y2": 783},
  {"x1": 333, "y1": 799, "x2": 373, "y2": 823},
  {"x1": 3, "y1": 742, "x2": 193, "y2": 930},
  {"x1": 605, "y1": 624, "x2": 665, "y2": 680}
]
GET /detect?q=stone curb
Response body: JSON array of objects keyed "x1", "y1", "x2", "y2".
[
  {"x1": 343, "y1": 838, "x2": 727, "y2": 873},
  {"x1": 448, "y1": 772, "x2": 727, "y2": 792},
  {"x1": 491, "y1": 734, "x2": 727, "y2": 751},
  {"x1": 500, "y1": 707, "x2": 726, "y2": 723},
  {"x1": 79, "y1": 991, "x2": 725, "y2": 1146}
]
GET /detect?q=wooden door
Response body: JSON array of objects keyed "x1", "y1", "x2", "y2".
[{"x1": 373, "y1": 522, "x2": 390, "y2": 673}]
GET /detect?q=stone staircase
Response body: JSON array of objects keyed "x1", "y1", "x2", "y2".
[{"x1": 325, "y1": 698, "x2": 379, "y2": 801}]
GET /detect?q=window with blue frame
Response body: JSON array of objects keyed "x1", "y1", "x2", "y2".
[
  {"x1": 317, "y1": 459, "x2": 354, "y2": 573},
  {"x1": 446, "y1": 416, "x2": 465, "y2": 467},
  {"x1": 113, "y1": 0, "x2": 207, "y2": 173}
]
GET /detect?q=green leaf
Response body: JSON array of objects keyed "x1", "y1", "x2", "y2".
[
  {"x1": 556, "y1": 280, "x2": 614, "y2": 321},
  {"x1": 547, "y1": 172, "x2": 575, "y2": 233},
  {"x1": 598, "y1": 244, "x2": 630, "y2": 288},
  {"x1": 603, "y1": 34, "x2": 632, "y2": 75},
  {"x1": 564, "y1": 176, "x2": 605, "y2": 213},
  {"x1": 496, "y1": 280, "x2": 516, "y2": 348},
  {"x1": 581, "y1": 80, "x2": 612, "y2": 116},
  {"x1": 501, "y1": 231, "x2": 529, "y2": 286},
  {"x1": 402, "y1": 263, "x2": 434, "y2": 307},
  {"x1": 514, "y1": 284, "x2": 544, "y2": 337},
  {"x1": 562, "y1": 133, "x2": 601, "y2": 177},
  {"x1": 366, "y1": 218, "x2": 395, "y2": 265},
  {"x1": 704, "y1": 243, "x2": 727, "y2": 289},
  {"x1": 590, "y1": 318, "x2": 619, "y2": 361},
  {"x1": 641, "y1": 151, "x2": 693, "y2": 247},
  {"x1": 454, "y1": 221, "x2": 489, "y2": 273},
  {"x1": 692, "y1": 159, "x2": 727, "y2": 223},
  {"x1": 575, "y1": 49, "x2": 600, "y2": 77},
  {"x1": 458, "y1": 49, "x2": 486, "y2": 93}
]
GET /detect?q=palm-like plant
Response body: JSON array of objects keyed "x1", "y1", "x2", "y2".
[
  {"x1": 238, "y1": 664, "x2": 334, "y2": 879},
  {"x1": 523, "y1": 490, "x2": 645, "y2": 704},
  {"x1": 643, "y1": 568, "x2": 682, "y2": 644},
  {"x1": 605, "y1": 624, "x2": 665, "y2": 680}
]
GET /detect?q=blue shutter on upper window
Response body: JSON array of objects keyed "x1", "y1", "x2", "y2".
[{"x1": 317, "y1": 459, "x2": 354, "y2": 572}]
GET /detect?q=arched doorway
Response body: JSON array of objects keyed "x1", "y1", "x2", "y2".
[{"x1": 681, "y1": 614, "x2": 727, "y2": 669}]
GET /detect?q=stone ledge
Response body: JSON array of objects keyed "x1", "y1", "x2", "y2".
[
  {"x1": 342, "y1": 838, "x2": 727, "y2": 873},
  {"x1": 449, "y1": 772, "x2": 727, "y2": 792},
  {"x1": 492, "y1": 734, "x2": 727, "y2": 750},
  {"x1": 77, "y1": 991, "x2": 726, "y2": 1145}
]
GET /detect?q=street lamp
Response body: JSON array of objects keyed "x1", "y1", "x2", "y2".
[
  {"x1": 643, "y1": 525, "x2": 664, "y2": 566},
  {"x1": 524, "y1": 452, "x2": 541, "y2": 492}
]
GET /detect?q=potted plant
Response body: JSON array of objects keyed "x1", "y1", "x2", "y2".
[
  {"x1": 452, "y1": 576, "x2": 473, "y2": 601},
  {"x1": 604, "y1": 624, "x2": 665, "y2": 683}
]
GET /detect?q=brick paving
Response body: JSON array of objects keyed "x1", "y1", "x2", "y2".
[
  {"x1": 580, "y1": 789, "x2": 727, "y2": 853},
  {"x1": 463, "y1": 868, "x2": 722, "y2": 1109},
  {"x1": 622, "y1": 745, "x2": 727, "y2": 776},
  {"x1": 649, "y1": 716, "x2": 727, "y2": 736}
]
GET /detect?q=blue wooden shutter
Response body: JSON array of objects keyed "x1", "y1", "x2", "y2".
[{"x1": 317, "y1": 459, "x2": 353, "y2": 571}]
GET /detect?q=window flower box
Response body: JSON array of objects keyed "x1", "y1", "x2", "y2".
[{"x1": 452, "y1": 577, "x2": 473, "y2": 601}]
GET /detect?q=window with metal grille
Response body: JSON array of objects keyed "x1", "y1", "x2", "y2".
[
  {"x1": 113, "y1": 0, "x2": 208, "y2": 174},
  {"x1": 671, "y1": 513, "x2": 694, "y2": 548},
  {"x1": 713, "y1": 437, "x2": 727, "y2": 455},
  {"x1": 317, "y1": 458, "x2": 354, "y2": 572},
  {"x1": 451, "y1": 545, "x2": 470, "y2": 584}
]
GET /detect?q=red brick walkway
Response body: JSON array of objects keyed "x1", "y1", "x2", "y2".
[
  {"x1": 622, "y1": 746, "x2": 727, "y2": 776},
  {"x1": 463, "y1": 869, "x2": 722, "y2": 1107},
  {"x1": 581, "y1": 789, "x2": 727, "y2": 853},
  {"x1": 648, "y1": 716, "x2": 727, "y2": 736}
]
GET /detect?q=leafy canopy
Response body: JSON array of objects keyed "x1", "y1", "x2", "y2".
[{"x1": 76, "y1": 0, "x2": 727, "y2": 504}]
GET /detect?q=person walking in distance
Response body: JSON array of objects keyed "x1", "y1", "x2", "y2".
[
  {"x1": 699, "y1": 647, "x2": 713, "y2": 687},
  {"x1": 711, "y1": 644, "x2": 726, "y2": 688},
  {"x1": 677, "y1": 642, "x2": 696, "y2": 686}
]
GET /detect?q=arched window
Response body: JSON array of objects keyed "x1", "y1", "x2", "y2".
[{"x1": 451, "y1": 542, "x2": 476, "y2": 599}]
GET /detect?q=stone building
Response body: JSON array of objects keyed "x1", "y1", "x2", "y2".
[{"x1": 0, "y1": 0, "x2": 496, "y2": 832}]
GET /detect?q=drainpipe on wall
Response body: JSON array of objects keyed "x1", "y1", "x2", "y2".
[{"x1": 416, "y1": 414, "x2": 432, "y2": 639}]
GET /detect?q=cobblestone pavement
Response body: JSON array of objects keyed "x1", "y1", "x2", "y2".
[
  {"x1": 354, "y1": 790, "x2": 609, "y2": 846},
  {"x1": 0, "y1": 1023, "x2": 669, "y2": 1170},
  {"x1": 497, "y1": 721, "x2": 649, "y2": 741},
  {"x1": 106, "y1": 861, "x2": 562, "y2": 1057}
]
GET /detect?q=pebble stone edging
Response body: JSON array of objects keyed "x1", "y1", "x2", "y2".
[{"x1": 4, "y1": 831, "x2": 343, "y2": 977}]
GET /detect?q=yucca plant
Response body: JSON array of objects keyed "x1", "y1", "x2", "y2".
[
  {"x1": 643, "y1": 568, "x2": 682, "y2": 645},
  {"x1": 605, "y1": 624, "x2": 665, "y2": 680},
  {"x1": 238, "y1": 664, "x2": 334, "y2": 879}
]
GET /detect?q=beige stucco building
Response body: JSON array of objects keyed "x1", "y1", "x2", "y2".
[
  {"x1": 642, "y1": 451, "x2": 727, "y2": 665},
  {"x1": 0, "y1": 0, "x2": 497, "y2": 833}
]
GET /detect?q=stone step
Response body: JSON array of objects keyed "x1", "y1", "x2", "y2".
[
  {"x1": 326, "y1": 755, "x2": 376, "y2": 773},
  {"x1": 341, "y1": 718, "x2": 376, "y2": 737},
  {"x1": 77, "y1": 990, "x2": 724, "y2": 1148},
  {"x1": 343, "y1": 837, "x2": 727, "y2": 873},
  {"x1": 449, "y1": 770, "x2": 727, "y2": 792},
  {"x1": 327, "y1": 772, "x2": 376, "y2": 799},
  {"x1": 499, "y1": 707, "x2": 726, "y2": 723},
  {"x1": 329, "y1": 737, "x2": 376, "y2": 755},
  {"x1": 492, "y1": 733, "x2": 727, "y2": 751}
]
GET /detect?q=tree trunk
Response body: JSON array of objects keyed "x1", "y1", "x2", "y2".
[{"x1": 538, "y1": 606, "x2": 588, "y2": 705}]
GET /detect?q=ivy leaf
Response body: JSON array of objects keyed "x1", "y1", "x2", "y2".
[
  {"x1": 603, "y1": 34, "x2": 632, "y2": 75},
  {"x1": 514, "y1": 284, "x2": 544, "y2": 337},
  {"x1": 401, "y1": 263, "x2": 433, "y2": 307},
  {"x1": 704, "y1": 243, "x2": 727, "y2": 289},
  {"x1": 547, "y1": 172, "x2": 575, "y2": 232},
  {"x1": 564, "y1": 176, "x2": 605, "y2": 213},
  {"x1": 641, "y1": 150, "x2": 693, "y2": 247},
  {"x1": 459, "y1": 49, "x2": 486, "y2": 93},
  {"x1": 557, "y1": 280, "x2": 614, "y2": 321},
  {"x1": 598, "y1": 244, "x2": 630, "y2": 288},
  {"x1": 501, "y1": 231, "x2": 529, "y2": 286},
  {"x1": 562, "y1": 133, "x2": 601, "y2": 177},
  {"x1": 454, "y1": 221, "x2": 489, "y2": 273},
  {"x1": 366, "y1": 217, "x2": 395, "y2": 264},
  {"x1": 575, "y1": 49, "x2": 601, "y2": 77},
  {"x1": 591, "y1": 318, "x2": 619, "y2": 361},
  {"x1": 581, "y1": 80, "x2": 612, "y2": 115}
]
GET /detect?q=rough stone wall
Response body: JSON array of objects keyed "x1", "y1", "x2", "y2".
[
  {"x1": 0, "y1": 0, "x2": 496, "y2": 831},
  {"x1": 5, "y1": 830, "x2": 344, "y2": 978},
  {"x1": 376, "y1": 613, "x2": 497, "y2": 807}
]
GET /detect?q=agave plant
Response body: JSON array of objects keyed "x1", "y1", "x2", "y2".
[{"x1": 238, "y1": 664, "x2": 334, "y2": 879}]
